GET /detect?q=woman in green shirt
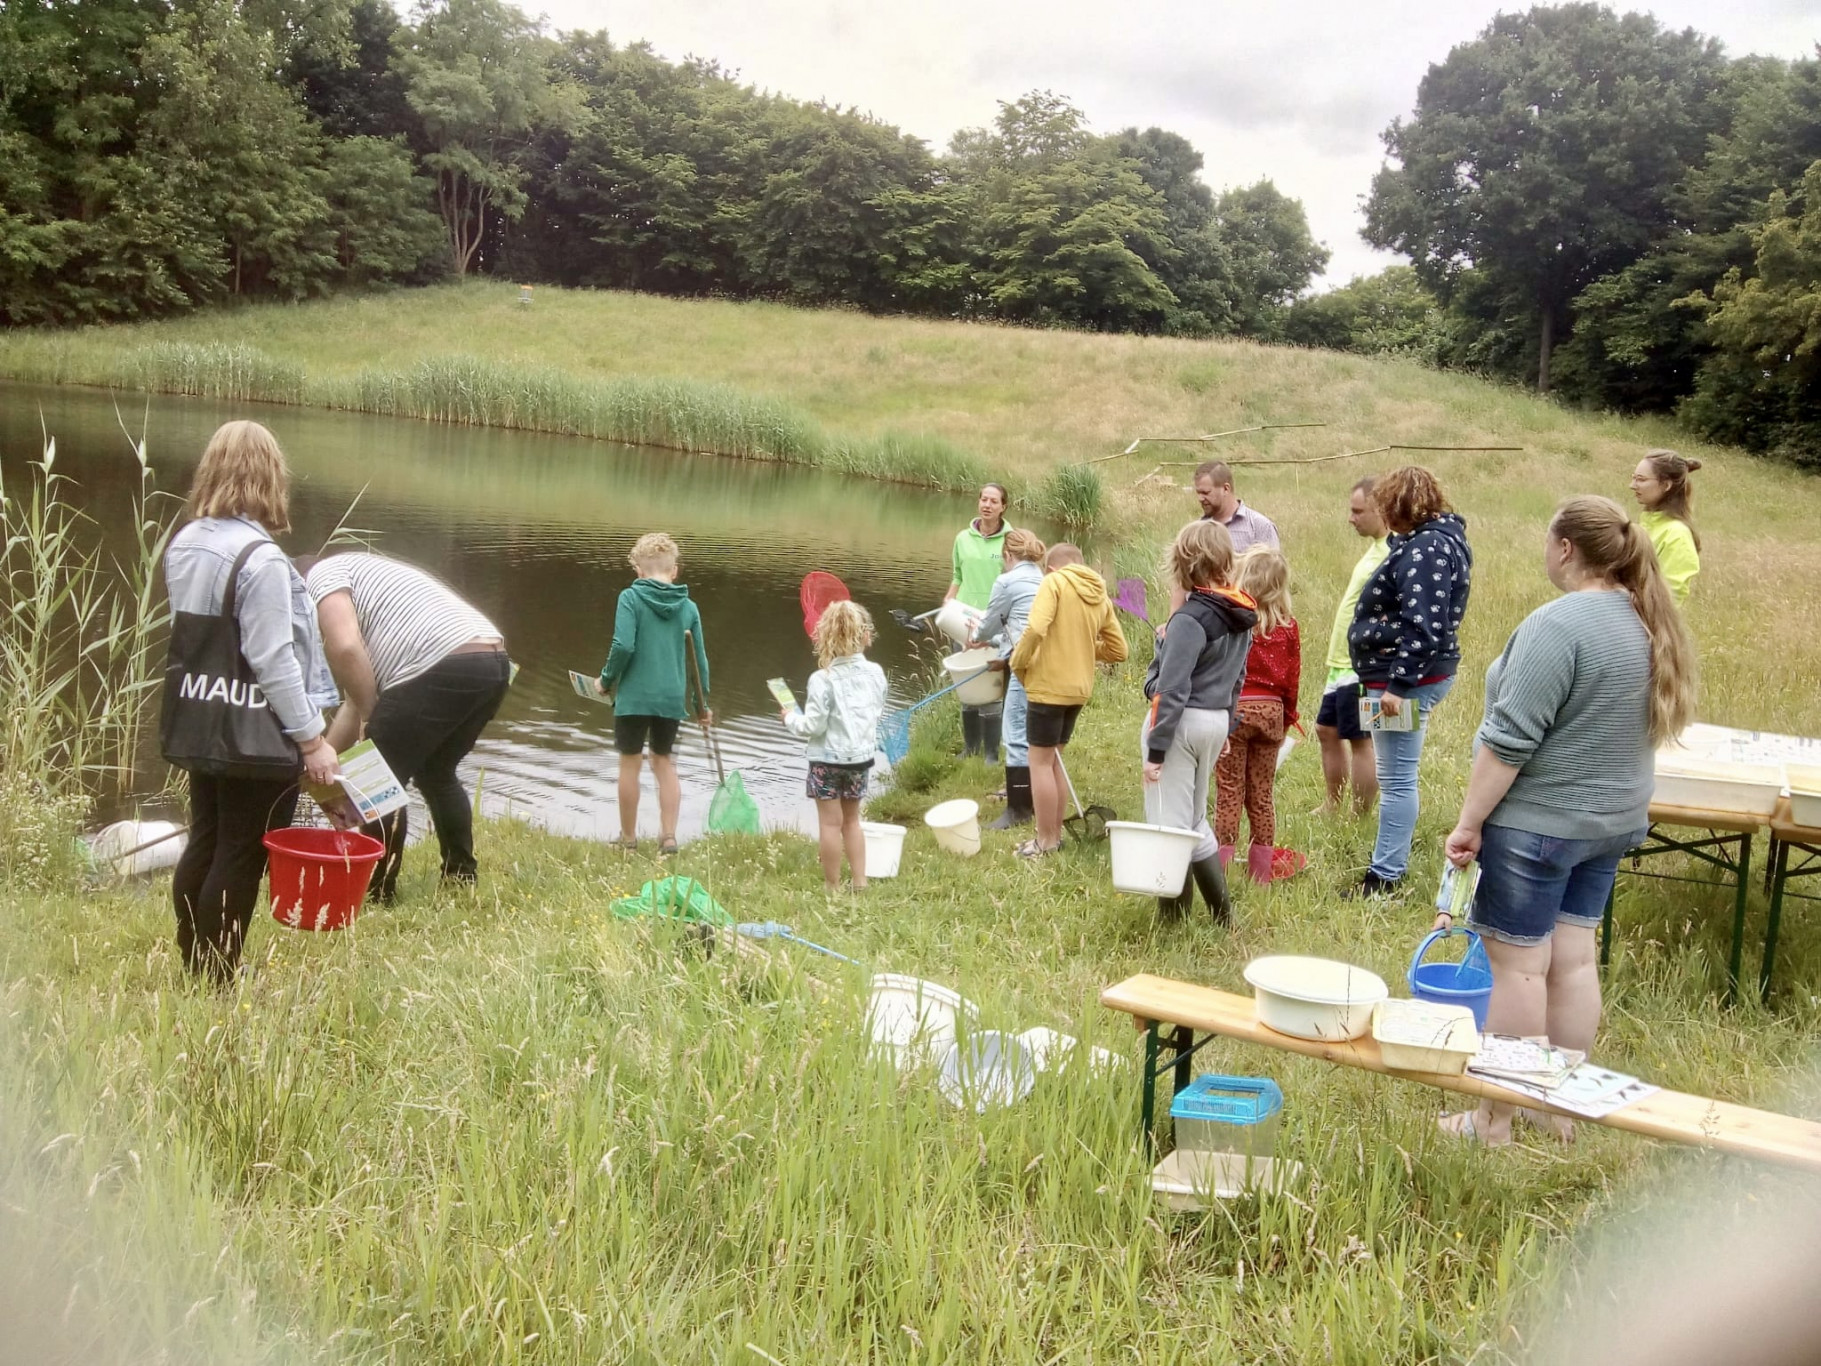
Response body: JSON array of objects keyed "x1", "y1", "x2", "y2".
[
  {"x1": 945, "y1": 483, "x2": 1012, "y2": 761},
  {"x1": 1629, "y1": 450, "x2": 1702, "y2": 606}
]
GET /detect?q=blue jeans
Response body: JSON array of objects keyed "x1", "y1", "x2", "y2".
[
  {"x1": 1003, "y1": 675, "x2": 1029, "y2": 767},
  {"x1": 1366, "y1": 677, "x2": 1455, "y2": 883},
  {"x1": 1467, "y1": 822, "x2": 1647, "y2": 947}
]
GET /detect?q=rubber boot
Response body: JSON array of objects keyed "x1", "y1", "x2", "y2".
[
  {"x1": 1246, "y1": 843, "x2": 1275, "y2": 886},
  {"x1": 1218, "y1": 843, "x2": 1235, "y2": 869},
  {"x1": 1157, "y1": 871, "x2": 1193, "y2": 921},
  {"x1": 1191, "y1": 857, "x2": 1232, "y2": 925},
  {"x1": 981, "y1": 713, "x2": 1003, "y2": 766},
  {"x1": 987, "y1": 766, "x2": 1033, "y2": 829},
  {"x1": 961, "y1": 708, "x2": 982, "y2": 757}
]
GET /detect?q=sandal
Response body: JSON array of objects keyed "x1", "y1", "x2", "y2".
[
  {"x1": 658, "y1": 836, "x2": 679, "y2": 856},
  {"x1": 1438, "y1": 1109, "x2": 1511, "y2": 1148},
  {"x1": 1517, "y1": 1107, "x2": 1577, "y2": 1145},
  {"x1": 1014, "y1": 838, "x2": 1061, "y2": 859},
  {"x1": 616, "y1": 836, "x2": 639, "y2": 853}
]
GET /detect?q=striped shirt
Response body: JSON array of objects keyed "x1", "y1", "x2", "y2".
[
  {"x1": 1478, "y1": 590, "x2": 1651, "y2": 841},
  {"x1": 307, "y1": 553, "x2": 501, "y2": 692}
]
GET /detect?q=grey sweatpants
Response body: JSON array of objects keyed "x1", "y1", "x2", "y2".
[{"x1": 1141, "y1": 706, "x2": 1229, "y2": 863}]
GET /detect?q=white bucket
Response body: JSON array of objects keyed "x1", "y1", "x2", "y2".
[
  {"x1": 861, "y1": 821, "x2": 906, "y2": 878},
  {"x1": 924, "y1": 799, "x2": 981, "y2": 857},
  {"x1": 85, "y1": 819, "x2": 187, "y2": 877},
  {"x1": 933, "y1": 600, "x2": 983, "y2": 647},
  {"x1": 1106, "y1": 821, "x2": 1201, "y2": 895},
  {"x1": 867, "y1": 974, "x2": 978, "y2": 1067},
  {"x1": 943, "y1": 648, "x2": 1006, "y2": 707}
]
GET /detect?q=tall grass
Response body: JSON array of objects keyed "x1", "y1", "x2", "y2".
[
  {"x1": 0, "y1": 430, "x2": 177, "y2": 795},
  {"x1": 6, "y1": 337, "x2": 1103, "y2": 525}
]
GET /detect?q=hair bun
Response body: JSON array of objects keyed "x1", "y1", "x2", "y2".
[{"x1": 1685, "y1": 458, "x2": 1702, "y2": 472}]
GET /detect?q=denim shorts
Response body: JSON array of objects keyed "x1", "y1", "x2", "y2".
[{"x1": 1467, "y1": 822, "x2": 1647, "y2": 947}]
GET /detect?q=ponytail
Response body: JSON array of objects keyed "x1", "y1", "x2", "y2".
[{"x1": 1551, "y1": 496, "x2": 1698, "y2": 745}]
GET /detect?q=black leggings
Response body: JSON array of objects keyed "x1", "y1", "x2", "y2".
[
  {"x1": 364, "y1": 650, "x2": 511, "y2": 901},
  {"x1": 171, "y1": 772, "x2": 300, "y2": 981}
]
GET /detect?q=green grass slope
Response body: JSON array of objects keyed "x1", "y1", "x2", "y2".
[{"x1": 4, "y1": 282, "x2": 1821, "y2": 1362}]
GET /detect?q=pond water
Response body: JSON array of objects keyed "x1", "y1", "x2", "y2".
[{"x1": 0, "y1": 381, "x2": 1015, "y2": 842}]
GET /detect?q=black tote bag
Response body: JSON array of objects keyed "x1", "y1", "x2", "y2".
[{"x1": 159, "y1": 539, "x2": 303, "y2": 780}]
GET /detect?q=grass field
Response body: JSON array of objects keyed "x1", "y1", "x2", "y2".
[{"x1": 5, "y1": 282, "x2": 1821, "y2": 1363}]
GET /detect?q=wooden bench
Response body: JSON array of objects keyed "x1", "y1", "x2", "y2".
[{"x1": 1101, "y1": 973, "x2": 1821, "y2": 1174}]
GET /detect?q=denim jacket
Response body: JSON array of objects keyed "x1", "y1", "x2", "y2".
[
  {"x1": 973, "y1": 560, "x2": 1043, "y2": 658},
  {"x1": 783, "y1": 654, "x2": 889, "y2": 765},
  {"x1": 163, "y1": 516, "x2": 336, "y2": 741}
]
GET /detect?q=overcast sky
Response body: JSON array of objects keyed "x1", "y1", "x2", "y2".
[{"x1": 525, "y1": 0, "x2": 1816, "y2": 285}]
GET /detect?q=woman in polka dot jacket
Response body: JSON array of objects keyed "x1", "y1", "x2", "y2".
[{"x1": 1345, "y1": 466, "x2": 1473, "y2": 897}]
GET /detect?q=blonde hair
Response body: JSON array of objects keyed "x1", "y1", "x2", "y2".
[
  {"x1": 188, "y1": 420, "x2": 292, "y2": 534},
  {"x1": 1234, "y1": 545, "x2": 1292, "y2": 635},
  {"x1": 1373, "y1": 465, "x2": 1452, "y2": 534},
  {"x1": 628, "y1": 531, "x2": 679, "y2": 574},
  {"x1": 813, "y1": 599, "x2": 873, "y2": 667},
  {"x1": 1003, "y1": 528, "x2": 1046, "y2": 564},
  {"x1": 1550, "y1": 495, "x2": 1698, "y2": 745},
  {"x1": 1045, "y1": 542, "x2": 1084, "y2": 570},
  {"x1": 1164, "y1": 519, "x2": 1234, "y2": 593},
  {"x1": 1641, "y1": 449, "x2": 1703, "y2": 549}
]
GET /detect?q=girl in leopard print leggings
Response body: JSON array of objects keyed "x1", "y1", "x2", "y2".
[{"x1": 1216, "y1": 547, "x2": 1301, "y2": 884}]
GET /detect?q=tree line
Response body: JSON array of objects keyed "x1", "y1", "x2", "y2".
[
  {"x1": 1293, "y1": 4, "x2": 1821, "y2": 467},
  {"x1": 0, "y1": 0, "x2": 1327, "y2": 339}
]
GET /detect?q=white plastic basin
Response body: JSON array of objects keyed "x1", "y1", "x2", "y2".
[
  {"x1": 1243, "y1": 955, "x2": 1389, "y2": 1041},
  {"x1": 943, "y1": 649, "x2": 1006, "y2": 707},
  {"x1": 936, "y1": 1030, "x2": 1037, "y2": 1112},
  {"x1": 924, "y1": 798, "x2": 981, "y2": 857},
  {"x1": 1106, "y1": 821, "x2": 1201, "y2": 895},
  {"x1": 861, "y1": 821, "x2": 906, "y2": 878},
  {"x1": 866, "y1": 974, "x2": 978, "y2": 1067}
]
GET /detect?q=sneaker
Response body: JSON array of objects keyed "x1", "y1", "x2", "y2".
[{"x1": 1342, "y1": 870, "x2": 1400, "y2": 900}]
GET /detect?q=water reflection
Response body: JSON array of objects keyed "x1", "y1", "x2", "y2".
[{"x1": 0, "y1": 382, "x2": 1018, "y2": 840}]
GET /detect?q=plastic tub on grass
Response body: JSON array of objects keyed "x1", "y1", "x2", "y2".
[
  {"x1": 937, "y1": 1030, "x2": 1037, "y2": 1112},
  {"x1": 866, "y1": 974, "x2": 978, "y2": 1067},
  {"x1": 943, "y1": 648, "x2": 1006, "y2": 707},
  {"x1": 861, "y1": 821, "x2": 906, "y2": 878},
  {"x1": 1106, "y1": 821, "x2": 1200, "y2": 895},
  {"x1": 924, "y1": 799, "x2": 981, "y2": 857},
  {"x1": 264, "y1": 827, "x2": 385, "y2": 931}
]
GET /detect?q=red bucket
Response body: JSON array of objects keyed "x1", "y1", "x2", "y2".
[{"x1": 263, "y1": 827, "x2": 386, "y2": 931}]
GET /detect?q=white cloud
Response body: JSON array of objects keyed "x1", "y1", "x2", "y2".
[{"x1": 537, "y1": 0, "x2": 1815, "y2": 284}]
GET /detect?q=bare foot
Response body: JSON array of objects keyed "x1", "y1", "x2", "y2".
[
  {"x1": 1518, "y1": 1107, "x2": 1577, "y2": 1145},
  {"x1": 1439, "y1": 1109, "x2": 1512, "y2": 1147},
  {"x1": 1311, "y1": 800, "x2": 1340, "y2": 816}
]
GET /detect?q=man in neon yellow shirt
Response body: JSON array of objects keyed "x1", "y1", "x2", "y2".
[{"x1": 1315, "y1": 477, "x2": 1390, "y2": 814}]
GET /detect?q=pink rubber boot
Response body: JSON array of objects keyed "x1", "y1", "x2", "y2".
[
  {"x1": 1246, "y1": 843, "x2": 1274, "y2": 885},
  {"x1": 1218, "y1": 844, "x2": 1235, "y2": 869}
]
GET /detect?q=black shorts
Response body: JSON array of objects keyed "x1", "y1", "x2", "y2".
[
  {"x1": 1024, "y1": 702, "x2": 1082, "y2": 748},
  {"x1": 1315, "y1": 683, "x2": 1366, "y2": 741},
  {"x1": 615, "y1": 714, "x2": 681, "y2": 757}
]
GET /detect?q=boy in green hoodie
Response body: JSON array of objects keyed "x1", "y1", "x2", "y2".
[{"x1": 601, "y1": 532, "x2": 710, "y2": 853}]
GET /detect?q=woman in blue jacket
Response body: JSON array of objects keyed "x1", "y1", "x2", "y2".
[{"x1": 1346, "y1": 466, "x2": 1473, "y2": 898}]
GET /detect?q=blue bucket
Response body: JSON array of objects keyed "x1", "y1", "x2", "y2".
[{"x1": 1407, "y1": 929, "x2": 1493, "y2": 1029}]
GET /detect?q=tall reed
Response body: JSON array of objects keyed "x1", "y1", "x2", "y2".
[{"x1": 0, "y1": 430, "x2": 178, "y2": 796}]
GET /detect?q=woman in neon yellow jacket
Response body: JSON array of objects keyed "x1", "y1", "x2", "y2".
[{"x1": 1629, "y1": 450, "x2": 1701, "y2": 606}]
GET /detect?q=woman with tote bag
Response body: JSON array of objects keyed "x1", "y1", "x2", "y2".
[{"x1": 160, "y1": 421, "x2": 339, "y2": 981}]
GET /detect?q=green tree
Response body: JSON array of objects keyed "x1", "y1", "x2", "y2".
[
  {"x1": 1206, "y1": 179, "x2": 1330, "y2": 338},
  {"x1": 1683, "y1": 159, "x2": 1821, "y2": 466},
  {"x1": 1283, "y1": 266, "x2": 1443, "y2": 355},
  {"x1": 1364, "y1": 4, "x2": 1729, "y2": 390},
  {"x1": 322, "y1": 134, "x2": 446, "y2": 282},
  {"x1": 395, "y1": 0, "x2": 568, "y2": 278}
]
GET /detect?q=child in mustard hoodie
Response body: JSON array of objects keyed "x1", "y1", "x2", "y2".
[{"x1": 1007, "y1": 544, "x2": 1128, "y2": 857}]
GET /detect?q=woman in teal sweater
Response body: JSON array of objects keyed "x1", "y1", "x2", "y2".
[{"x1": 601, "y1": 532, "x2": 710, "y2": 853}]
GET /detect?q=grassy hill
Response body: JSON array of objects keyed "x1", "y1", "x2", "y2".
[{"x1": 3, "y1": 282, "x2": 1821, "y2": 1363}]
